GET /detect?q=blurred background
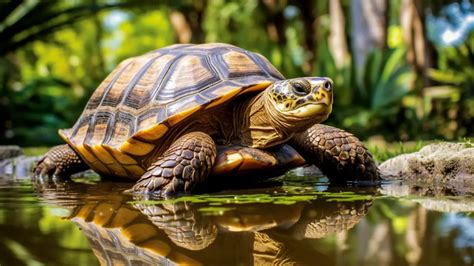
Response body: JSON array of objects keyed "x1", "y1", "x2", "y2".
[{"x1": 0, "y1": 0, "x2": 472, "y2": 147}]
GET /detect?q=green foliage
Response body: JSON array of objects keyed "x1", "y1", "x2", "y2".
[
  {"x1": 111, "y1": 10, "x2": 175, "y2": 64},
  {"x1": 1, "y1": 18, "x2": 107, "y2": 145},
  {"x1": 365, "y1": 48, "x2": 414, "y2": 111},
  {"x1": 0, "y1": 1, "x2": 129, "y2": 56},
  {"x1": 22, "y1": 147, "x2": 50, "y2": 156},
  {"x1": 318, "y1": 45, "x2": 415, "y2": 139},
  {"x1": 0, "y1": 0, "x2": 472, "y2": 146},
  {"x1": 5, "y1": 77, "x2": 74, "y2": 144},
  {"x1": 425, "y1": 31, "x2": 474, "y2": 139}
]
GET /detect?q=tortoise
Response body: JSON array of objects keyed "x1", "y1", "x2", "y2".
[{"x1": 34, "y1": 43, "x2": 379, "y2": 194}]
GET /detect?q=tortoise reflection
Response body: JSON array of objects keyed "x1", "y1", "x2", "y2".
[{"x1": 36, "y1": 182, "x2": 373, "y2": 265}]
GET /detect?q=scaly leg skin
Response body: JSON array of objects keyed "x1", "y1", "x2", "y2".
[
  {"x1": 34, "y1": 144, "x2": 89, "y2": 178},
  {"x1": 291, "y1": 124, "x2": 379, "y2": 182},
  {"x1": 131, "y1": 132, "x2": 217, "y2": 194}
]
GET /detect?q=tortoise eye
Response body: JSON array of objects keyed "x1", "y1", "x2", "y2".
[{"x1": 291, "y1": 82, "x2": 309, "y2": 96}]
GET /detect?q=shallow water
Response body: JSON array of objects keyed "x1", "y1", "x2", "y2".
[{"x1": 0, "y1": 164, "x2": 473, "y2": 265}]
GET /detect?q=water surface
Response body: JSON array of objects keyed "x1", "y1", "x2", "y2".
[{"x1": 0, "y1": 164, "x2": 473, "y2": 265}]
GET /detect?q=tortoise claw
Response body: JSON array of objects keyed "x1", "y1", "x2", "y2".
[
  {"x1": 32, "y1": 168, "x2": 71, "y2": 192},
  {"x1": 34, "y1": 156, "x2": 56, "y2": 177},
  {"x1": 131, "y1": 175, "x2": 186, "y2": 195}
]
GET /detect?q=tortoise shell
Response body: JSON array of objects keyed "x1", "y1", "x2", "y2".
[{"x1": 59, "y1": 43, "x2": 284, "y2": 178}]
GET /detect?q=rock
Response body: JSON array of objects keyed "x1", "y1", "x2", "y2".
[
  {"x1": 0, "y1": 145, "x2": 22, "y2": 160},
  {"x1": 0, "y1": 155, "x2": 98, "y2": 180},
  {"x1": 379, "y1": 142, "x2": 474, "y2": 194},
  {"x1": 0, "y1": 155, "x2": 42, "y2": 179},
  {"x1": 289, "y1": 165, "x2": 324, "y2": 177}
]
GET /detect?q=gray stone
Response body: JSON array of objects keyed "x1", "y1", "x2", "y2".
[
  {"x1": 379, "y1": 142, "x2": 474, "y2": 194},
  {"x1": 0, "y1": 155, "x2": 41, "y2": 179},
  {"x1": 289, "y1": 165, "x2": 324, "y2": 177},
  {"x1": 0, "y1": 145, "x2": 22, "y2": 160},
  {"x1": 0, "y1": 155, "x2": 99, "y2": 180}
]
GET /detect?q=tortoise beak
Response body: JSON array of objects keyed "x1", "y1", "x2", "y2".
[
  {"x1": 310, "y1": 78, "x2": 333, "y2": 107},
  {"x1": 290, "y1": 104, "x2": 331, "y2": 119}
]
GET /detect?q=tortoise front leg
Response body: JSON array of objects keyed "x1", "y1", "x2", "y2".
[
  {"x1": 34, "y1": 144, "x2": 89, "y2": 177},
  {"x1": 131, "y1": 132, "x2": 217, "y2": 194},
  {"x1": 290, "y1": 124, "x2": 379, "y2": 182}
]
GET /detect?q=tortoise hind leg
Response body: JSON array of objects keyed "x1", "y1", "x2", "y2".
[
  {"x1": 131, "y1": 132, "x2": 217, "y2": 194},
  {"x1": 34, "y1": 144, "x2": 89, "y2": 177},
  {"x1": 290, "y1": 124, "x2": 379, "y2": 182}
]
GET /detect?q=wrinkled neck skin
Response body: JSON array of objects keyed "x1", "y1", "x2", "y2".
[{"x1": 235, "y1": 90, "x2": 315, "y2": 148}]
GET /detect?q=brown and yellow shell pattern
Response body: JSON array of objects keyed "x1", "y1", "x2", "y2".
[{"x1": 59, "y1": 43, "x2": 284, "y2": 178}]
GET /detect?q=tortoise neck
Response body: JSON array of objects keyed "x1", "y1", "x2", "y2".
[{"x1": 235, "y1": 91, "x2": 291, "y2": 148}]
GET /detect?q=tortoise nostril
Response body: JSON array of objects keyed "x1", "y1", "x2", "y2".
[{"x1": 323, "y1": 81, "x2": 332, "y2": 91}]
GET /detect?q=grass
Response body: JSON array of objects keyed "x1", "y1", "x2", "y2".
[
  {"x1": 365, "y1": 138, "x2": 473, "y2": 162},
  {"x1": 365, "y1": 140, "x2": 428, "y2": 162},
  {"x1": 22, "y1": 147, "x2": 50, "y2": 156}
]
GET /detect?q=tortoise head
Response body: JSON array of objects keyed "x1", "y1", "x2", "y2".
[{"x1": 264, "y1": 77, "x2": 333, "y2": 131}]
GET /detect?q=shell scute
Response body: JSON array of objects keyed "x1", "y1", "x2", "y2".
[
  {"x1": 156, "y1": 54, "x2": 220, "y2": 103},
  {"x1": 101, "y1": 54, "x2": 159, "y2": 108},
  {"x1": 85, "y1": 58, "x2": 132, "y2": 111},
  {"x1": 122, "y1": 53, "x2": 175, "y2": 110},
  {"x1": 219, "y1": 50, "x2": 266, "y2": 78}
]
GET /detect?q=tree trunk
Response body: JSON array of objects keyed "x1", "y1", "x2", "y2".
[
  {"x1": 401, "y1": 0, "x2": 435, "y2": 87},
  {"x1": 292, "y1": 1, "x2": 318, "y2": 74},
  {"x1": 92, "y1": 0, "x2": 105, "y2": 78},
  {"x1": 259, "y1": 0, "x2": 287, "y2": 46},
  {"x1": 351, "y1": 0, "x2": 388, "y2": 67},
  {"x1": 329, "y1": 0, "x2": 349, "y2": 68},
  {"x1": 169, "y1": 11, "x2": 192, "y2": 43},
  {"x1": 187, "y1": 0, "x2": 206, "y2": 43}
]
